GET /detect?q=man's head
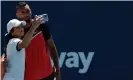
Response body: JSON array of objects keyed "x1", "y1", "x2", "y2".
[{"x1": 16, "y1": 2, "x2": 32, "y2": 22}]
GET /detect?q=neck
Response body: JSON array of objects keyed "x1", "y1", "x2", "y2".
[{"x1": 14, "y1": 36, "x2": 21, "y2": 39}]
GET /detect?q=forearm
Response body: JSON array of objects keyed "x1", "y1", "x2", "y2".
[
  {"x1": 49, "y1": 45, "x2": 60, "y2": 69},
  {"x1": 21, "y1": 26, "x2": 36, "y2": 47}
]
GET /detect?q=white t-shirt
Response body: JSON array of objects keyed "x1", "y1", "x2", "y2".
[{"x1": 3, "y1": 38, "x2": 25, "y2": 80}]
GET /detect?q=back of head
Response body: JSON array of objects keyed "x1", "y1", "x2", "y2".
[{"x1": 16, "y1": 2, "x2": 27, "y2": 9}]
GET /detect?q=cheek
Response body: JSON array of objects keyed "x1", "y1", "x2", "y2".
[
  {"x1": 13, "y1": 28, "x2": 23, "y2": 35},
  {"x1": 20, "y1": 28, "x2": 24, "y2": 34},
  {"x1": 17, "y1": 12, "x2": 28, "y2": 18},
  {"x1": 21, "y1": 28, "x2": 24, "y2": 31},
  {"x1": 16, "y1": 28, "x2": 23, "y2": 33},
  {"x1": 16, "y1": 30, "x2": 21, "y2": 34},
  {"x1": 12, "y1": 30, "x2": 19, "y2": 35},
  {"x1": 19, "y1": 14, "x2": 26, "y2": 18}
]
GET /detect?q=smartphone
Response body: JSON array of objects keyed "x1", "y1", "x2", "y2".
[{"x1": 38, "y1": 14, "x2": 49, "y2": 22}]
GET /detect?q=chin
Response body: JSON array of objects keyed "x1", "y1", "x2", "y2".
[
  {"x1": 19, "y1": 17, "x2": 30, "y2": 21},
  {"x1": 20, "y1": 33, "x2": 24, "y2": 36},
  {"x1": 25, "y1": 17, "x2": 31, "y2": 21}
]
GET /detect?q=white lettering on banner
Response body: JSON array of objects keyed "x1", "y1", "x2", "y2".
[
  {"x1": 78, "y1": 52, "x2": 95, "y2": 74},
  {"x1": 51, "y1": 52, "x2": 95, "y2": 74},
  {"x1": 59, "y1": 52, "x2": 66, "y2": 67},
  {"x1": 65, "y1": 52, "x2": 79, "y2": 68}
]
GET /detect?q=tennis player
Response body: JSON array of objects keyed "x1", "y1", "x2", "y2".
[{"x1": 16, "y1": 2, "x2": 61, "y2": 80}]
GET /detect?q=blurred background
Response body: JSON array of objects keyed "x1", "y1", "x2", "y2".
[{"x1": 1, "y1": 1, "x2": 133, "y2": 80}]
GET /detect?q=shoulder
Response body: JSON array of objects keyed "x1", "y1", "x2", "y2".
[
  {"x1": 39, "y1": 23, "x2": 52, "y2": 41},
  {"x1": 7, "y1": 38, "x2": 23, "y2": 51},
  {"x1": 8, "y1": 38, "x2": 21, "y2": 45},
  {"x1": 39, "y1": 23, "x2": 49, "y2": 29}
]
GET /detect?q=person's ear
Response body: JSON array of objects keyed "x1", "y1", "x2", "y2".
[
  {"x1": 16, "y1": 10, "x2": 20, "y2": 18},
  {"x1": 16, "y1": 12, "x2": 19, "y2": 18}
]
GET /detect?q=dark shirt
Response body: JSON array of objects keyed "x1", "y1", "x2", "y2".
[{"x1": 24, "y1": 23, "x2": 51, "y2": 41}]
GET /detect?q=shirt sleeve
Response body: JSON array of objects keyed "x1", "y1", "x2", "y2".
[
  {"x1": 40, "y1": 23, "x2": 52, "y2": 41},
  {"x1": 8, "y1": 38, "x2": 22, "y2": 52}
]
